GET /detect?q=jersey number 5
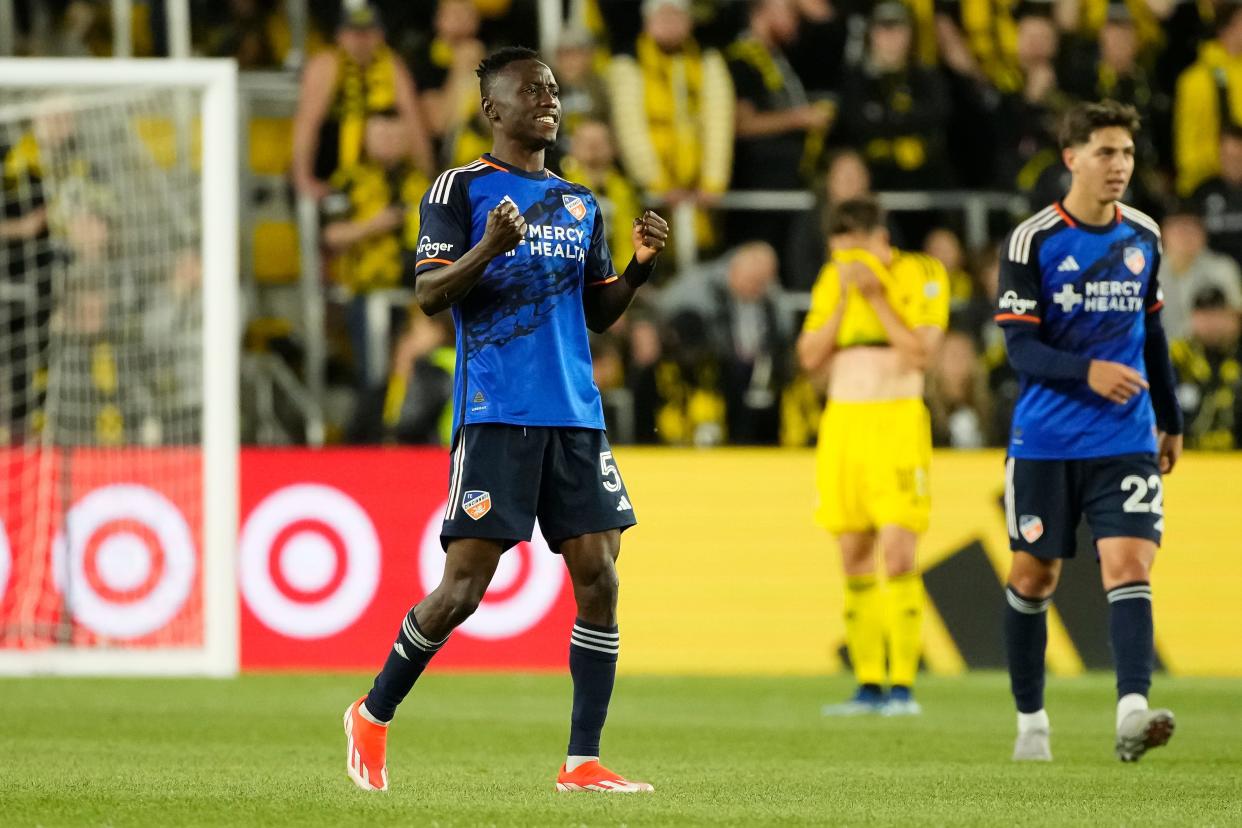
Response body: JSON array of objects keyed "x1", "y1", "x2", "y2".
[
  {"x1": 1120, "y1": 474, "x2": 1163, "y2": 515},
  {"x1": 599, "y1": 451, "x2": 622, "y2": 493}
]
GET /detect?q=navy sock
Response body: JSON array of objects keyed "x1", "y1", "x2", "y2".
[
  {"x1": 1107, "y1": 581, "x2": 1154, "y2": 699},
  {"x1": 364, "y1": 609, "x2": 448, "y2": 723},
  {"x1": 1004, "y1": 585, "x2": 1050, "y2": 713},
  {"x1": 568, "y1": 619, "x2": 619, "y2": 757}
]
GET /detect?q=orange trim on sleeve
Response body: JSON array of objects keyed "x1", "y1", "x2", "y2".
[
  {"x1": 477, "y1": 157, "x2": 506, "y2": 171},
  {"x1": 1147, "y1": 300, "x2": 1164, "y2": 313},
  {"x1": 588, "y1": 275, "x2": 620, "y2": 286},
  {"x1": 417, "y1": 257, "x2": 455, "y2": 268},
  {"x1": 994, "y1": 313, "x2": 1041, "y2": 324}
]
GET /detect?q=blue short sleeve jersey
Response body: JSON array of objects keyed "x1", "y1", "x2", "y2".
[
  {"x1": 996, "y1": 201, "x2": 1164, "y2": 460},
  {"x1": 415, "y1": 155, "x2": 617, "y2": 432}
]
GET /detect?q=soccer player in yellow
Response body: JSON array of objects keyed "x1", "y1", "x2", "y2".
[{"x1": 796, "y1": 197, "x2": 948, "y2": 716}]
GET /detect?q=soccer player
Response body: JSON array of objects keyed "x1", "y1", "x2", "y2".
[
  {"x1": 996, "y1": 100, "x2": 1183, "y2": 762},
  {"x1": 342, "y1": 47, "x2": 667, "y2": 793},
  {"x1": 797, "y1": 197, "x2": 948, "y2": 716}
]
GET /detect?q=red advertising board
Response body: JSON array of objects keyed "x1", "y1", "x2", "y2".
[{"x1": 239, "y1": 448, "x2": 576, "y2": 671}]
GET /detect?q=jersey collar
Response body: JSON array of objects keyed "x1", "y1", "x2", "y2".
[
  {"x1": 1055, "y1": 200, "x2": 1122, "y2": 234},
  {"x1": 480, "y1": 153, "x2": 551, "y2": 181}
]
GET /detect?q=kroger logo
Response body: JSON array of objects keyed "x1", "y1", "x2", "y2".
[
  {"x1": 998, "y1": 290, "x2": 1038, "y2": 315},
  {"x1": 417, "y1": 236, "x2": 454, "y2": 258}
]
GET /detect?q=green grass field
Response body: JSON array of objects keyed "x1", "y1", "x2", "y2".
[{"x1": 2, "y1": 672, "x2": 1239, "y2": 826}]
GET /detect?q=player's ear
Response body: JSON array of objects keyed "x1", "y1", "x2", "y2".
[
  {"x1": 481, "y1": 96, "x2": 498, "y2": 122},
  {"x1": 1061, "y1": 146, "x2": 1076, "y2": 171}
]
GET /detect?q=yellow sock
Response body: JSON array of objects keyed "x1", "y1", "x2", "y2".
[
  {"x1": 844, "y1": 574, "x2": 886, "y2": 686},
  {"x1": 885, "y1": 571, "x2": 925, "y2": 687}
]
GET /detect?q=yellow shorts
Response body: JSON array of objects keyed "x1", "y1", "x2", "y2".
[{"x1": 814, "y1": 398, "x2": 932, "y2": 534}]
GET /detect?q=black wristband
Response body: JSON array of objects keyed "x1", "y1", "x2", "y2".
[{"x1": 623, "y1": 255, "x2": 656, "y2": 289}]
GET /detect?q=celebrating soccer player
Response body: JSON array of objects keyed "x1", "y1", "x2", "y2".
[
  {"x1": 342, "y1": 47, "x2": 666, "y2": 793},
  {"x1": 797, "y1": 198, "x2": 948, "y2": 716},
  {"x1": 996, "y1": 100, "x2": 1182, "y2": 762}
]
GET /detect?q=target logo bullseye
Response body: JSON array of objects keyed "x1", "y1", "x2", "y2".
[
  {"x1": 239, "y1": 484, "x2": 380, "y2": 639},
  {"x1": 419, "y1": 502, "x2": 564, "y2": 640},
  {"x1": 51, "y1": 484, "x2": 196, "y2": 639}
]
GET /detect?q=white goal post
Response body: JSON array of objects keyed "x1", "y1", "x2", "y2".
[{"x1": 0, "y1": 59, "x2": 238, "y2": 675}]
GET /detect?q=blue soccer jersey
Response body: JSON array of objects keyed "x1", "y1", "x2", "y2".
[
  {"x1": 996, "y1": 201, "x2": 1164, "y2": 459},
  {"x1": 415, "y1": 155, "x2": 617, "y2": 432}
]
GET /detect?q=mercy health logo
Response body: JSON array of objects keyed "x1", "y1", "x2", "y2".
[
  {"x1": 1056, "y1": 280, "x2": 1145, "y2": 313},
  {"x1": 416, "y1": 236, "x2": 454, "y2": 258},
  {"x1": 421, "y1": 503, "x2": 565, "y2": 640},
  {"x1": 51, "y1": 484, "x2": 197, "y2": 639},
  {"x1": 998, "y1": 290, "x2": 1038, "y2": 315},
  {"x1": 239, "y1": 484, "x2": 381, "y2": 640}
]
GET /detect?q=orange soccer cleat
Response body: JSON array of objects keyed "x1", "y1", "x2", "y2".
[
  {"x1": 343, "y1": 696, "x2": 389, "y2": 791},
  {"x1": 555, "y1": 760, "x2": 654, "y2": 793}
]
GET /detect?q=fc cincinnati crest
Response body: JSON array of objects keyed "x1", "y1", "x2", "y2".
[
  {"x1": 462, "y1": 490, "x2": 492, "y2": 520},
  {"x1": 1124, "y1": 246, "x2": 1146, "y2": 275},
  {"x1": 1019, "y1": 514, "x2": 1044, "y2": 543},
  {"x1": 562, "y1": 194, "x2": 587, "y2": 221}
]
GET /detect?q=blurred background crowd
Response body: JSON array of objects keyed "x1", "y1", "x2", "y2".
[{"x1": 3, "y1": 0, "x2": 1242, "y2": 451}]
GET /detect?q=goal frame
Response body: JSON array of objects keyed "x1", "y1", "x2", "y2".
[{"x1": 0, "y1": 59, "x2": 239, "y2": 676}]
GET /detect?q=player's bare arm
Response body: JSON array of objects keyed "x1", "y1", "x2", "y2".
[
  {"x1": 414, "y1": 201, "x2": 527, "y2": 315},
  {"x1": 847, "y1": 262, "x2": 939, "y2": 371},
  {"x1": 582, "y1": 209, "x2": 667, "y2": 333},
  {"x1": 795, "y1": 279, "x2": 846, "y2": 375}
]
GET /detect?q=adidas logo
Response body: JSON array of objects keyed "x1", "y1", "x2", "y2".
[
  {"x1": 616, "y1": 495, "x2": 632, "y2": 512},
  {"x1": 394, "y1": 642, "x2": 408, "y2": 660},
  {"x1": 1057, "y1": 255, "x2": 1080, "y2": 272}
]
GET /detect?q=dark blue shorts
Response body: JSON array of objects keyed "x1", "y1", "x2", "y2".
[
  {"x1": 1004, "y1": 453, "x2": 1163, "y2": 558},
  {"x1": 440, "y1": 424, "x2": 637, "y2": 551}
]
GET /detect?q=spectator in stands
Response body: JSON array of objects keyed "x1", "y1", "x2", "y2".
[
  {"x1": 348, "y1": 309, "x2": 455, "y2": 446},
  {"x1": 1174, "y1": 0, "x2": 1242, "y2": 197},
  {"x1": 559, "y1": 120, "x2": 642, "y2": 269},
  {"x1": 995, "y1": 12, "x2": 1068, "y2": 193},
  {"x1": 628, "y1": 308, "x2": 728, "y2": 446},
  {"x1": 838, "y1": 2, "x2": 952, "y2": 193},
  {"x1": 407, "y1": 0, "x2": 487, "y2": 145},
  {"x1": 787, "y1": 148, "x2": 875, "y2": 290},
  {"x1": 725, "y1": 0, "x2": 833, "y2": 271},
  {"x1": 321, "y1": 114, "x2": 428, "y2": 386},
  {"x1": 923, "y1": 227, "x2": 975, "y2": 316},
  {"x1": 608, "y1": 0, "x2": 735, "y2": 247},
  {"x1": 660, "y1": 241, "x2": 791, "y2": 444},
  {"x1": 1158, "y1": 206, "x2": 1242, "y2": 341},
  {"x1": 1170, "y1": 286, "x2": 1242, "y2": 449},
  {"x1": 292, "y1": 4, "x2": 433, "y2": 199},
  {"x1": 925, "y1": 329, "x2": 994, "y2": 448},
  {"x1": 200, "y1": 0, "x2": 295, "y2": 69},
  {"x1": 1194, "y1": 124, "x2": 1242, "y2": 266},
  {"x1": 1053, "y1": 0, "x2": 1169, "y2": 57},
  {"x1": 550, "y1": 27, "x2": 612, "y2": 161}
]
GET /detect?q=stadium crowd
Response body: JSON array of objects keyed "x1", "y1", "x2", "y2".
[{"x1": 3, "y1": 0, "x2": 1242, "y2": 450}]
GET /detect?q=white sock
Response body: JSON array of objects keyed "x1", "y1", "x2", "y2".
[
  {"x1": 565, "y1": 755, "x2": 598, "y2": 772},
  {"x1": 358, "y1": 701, "x2": 388, "y2": 727},
  {"x1": 1018, "y1": 709, "x2": 1050, "y2": 733},
  {"x1": 1117, "y1": 693, "x2": 1148, "y2": 730}
]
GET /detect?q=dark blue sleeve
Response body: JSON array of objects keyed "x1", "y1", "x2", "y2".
[
  {"x1": 1144, "y1": 310, "x2": 1184, "y2": 435},
  {"x1": 584, "y1": 201, "x2": 617, "y2": 287},
  {"x1": 995, "y1": 233, "x2": 1043, "y2": 326},
  {"x1": 1003, "y1": 324, "x2": 1091, "y2": 381},
  {"x1": 414, "y1": 176, "x2": 472, "y2": 277}
]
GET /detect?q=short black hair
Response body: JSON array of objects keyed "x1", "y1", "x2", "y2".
[
  {"x1": 827, "y1": 197, "x2": 886, "y2": 236},
  {"x1": 476, "y1": 46, "x2": 542, "y2": 97},
  {"x1": 1058, "y1": 100, "x2": 1141, "y2": 149}
]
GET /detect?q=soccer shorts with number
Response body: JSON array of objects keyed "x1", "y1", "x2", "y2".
[
  {"x1": 440, "y1": 424, "x2": 636, "y2": 550},
  {"x1": 1003, "y1": 453, "x2": 1163, "y2": 557},
  {"x1": 814, "y1": 398, "x2": 932, "y2": 534}
]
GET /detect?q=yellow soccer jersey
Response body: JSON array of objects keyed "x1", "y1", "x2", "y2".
[{"x1": 803, "y1": 248, "x2": 950, "y2": 346}]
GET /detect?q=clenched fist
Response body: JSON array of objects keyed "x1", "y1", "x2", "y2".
[
  {"x1": 482, "y1": 201, "x2": 527, "y2": 256},
  {"x1": 632, "y1": 210, "x2": 668, "y2": 264}
]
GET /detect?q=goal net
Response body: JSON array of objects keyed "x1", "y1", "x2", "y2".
[{"x1": 0, "y1": 60, "x2": 238, "y2": 675}]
